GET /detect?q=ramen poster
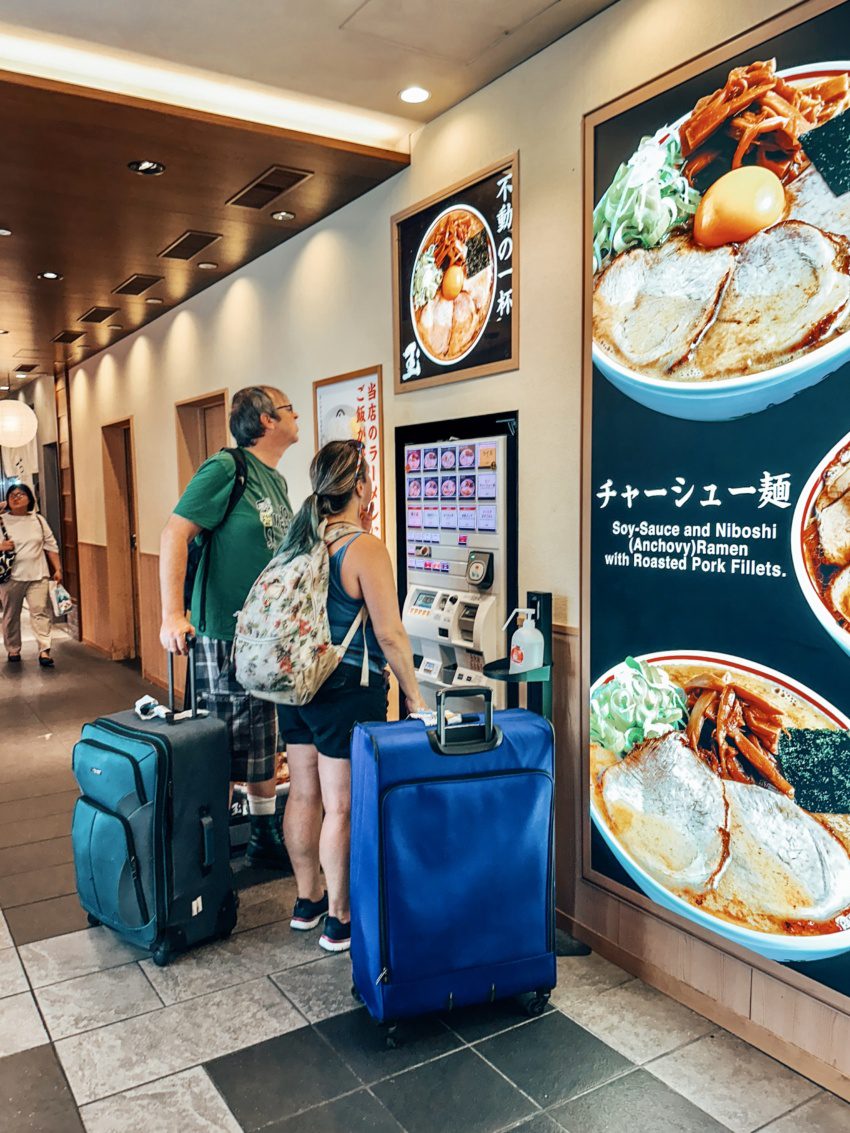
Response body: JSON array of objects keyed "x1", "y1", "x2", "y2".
[
  {"x1": 392, "y1": 156, "x2": 518, "y2": 393},
  {"x1": 585, "y1": 1, "x2": 850, "y2": 998}
]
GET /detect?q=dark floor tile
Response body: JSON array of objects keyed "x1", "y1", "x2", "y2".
[
  {"x1": 0, "y1": 812, "x2": 70, "y2": 849},
  {"x1": 263, "y1": 1088, "x2": 405, "y2": 1132},
  {"x1": 513, "y1": 1117, "x2": 562, "y2": 1133},
  {"x1": 442, "y1": 997, "x2": 553, "y2": 1043},
  {"x1": 0, "y1": 1043, "x2": 84, "y2": 1132},
  {"x1": 5, "y1": 893, "x2": 88, "y2": 945},
  {"x1": 550, "y1": 1068, "x2": 729, "y2": 1133},
  {"x1": 0, "y1": 748, "x2": 75, "y2": 786},
  {"x1": 476, "y1": 1012, "x2": 633, "y2": 1108},
  {"x1": 0, "y1": 836, "x2": 73, "y2": 878},
  {"x1": 206, "y1": 1025, "x2": 359, "y2": 1129},
  {"x1": 316, "y1": 1007, "x2": 463, "y2": 1086},
  {"x1": 0, "y1": 862, "x2": 77, "y2": 907},
  {"x1": 0, "y1": 772, "x2": 78, "y2": 802},
  {"x1": 0, "y1": 790, "x2": 77, "y2": 826},
  {"x1": 373, "y1": 1047, "x2": 535, "y2": 1133}
]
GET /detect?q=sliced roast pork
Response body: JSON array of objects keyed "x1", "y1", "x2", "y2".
[
  {"x1": 688, "y1": 221, "x2": 850, "y2": 379},
  {"x1": 789, "y1": 164, "x2": 850, "y2": 242},
  {"x1": 593, "y1": 236, "x2": 735, "y2": 374},
  {"x1": 599, "y1": 731, "x2": 728, "y2": 892},
  {"x1": 710, "y1": 780, "x2": 850, "y2": 923},
  {"x1": 818, "y1": 490, "x2": 850, "y2": 565},
  {"x1": 818, "y1": 448, "x2": 850, "y2": 509},
  {"x1": 830, "y1": 566, "x2": 850, "y2": 620},
  {"x1": 417, "y1": 296, "x2": 454, "y2": 357}
]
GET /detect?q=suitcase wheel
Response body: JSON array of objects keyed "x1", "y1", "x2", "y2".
[
  {"x1": 351, "y1": 983, "x2": 363, "y2": 1005},
  {"x1": 86, "y1": 913, "x2": 101, "y2": 928},
  {"x1": 384, "y1": 1023, "x2": 401, "y2": 1050},
  {"x1": 152, "y1": 944, "x2": 172, "y2": 968},
  {"x1": 524, "y1": 990, "x2": 551, "y2": 1018}
]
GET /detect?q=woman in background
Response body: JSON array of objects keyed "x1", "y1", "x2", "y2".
[
  {"x1": 0, "y1": 483, "x2": 62, "y2": 667},
  {"x1": 277, "y1": 440, "x2": 427, "y2": 953}
]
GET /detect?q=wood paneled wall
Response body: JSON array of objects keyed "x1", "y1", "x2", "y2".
[
  {"x1": 139, "y1": 551, "x2": 185, "y2": 699},
  {"x1": 551, "y1": 627, "x2": 850, "y2": 1100},
  {"x1": 78, "y1": 542, "x2": 110, "y2": 656}
]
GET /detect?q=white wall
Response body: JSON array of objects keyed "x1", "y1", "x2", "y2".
[{"x1": 69, "y1": 0, "x2": 788, "y2": 625}]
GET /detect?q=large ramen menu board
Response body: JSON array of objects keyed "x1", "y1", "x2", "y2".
[
  {"x1": 585, "y1": 2, "x2": 850, "y2": 997},
  {"x1": 392, "y1": 156, "x2": 518, "y2": 394}
]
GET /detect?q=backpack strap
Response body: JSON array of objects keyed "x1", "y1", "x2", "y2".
[
  {"x1": 338, "y1": 607, "x2": 370, "y2": 688},
  {"x1": 322, "y1": 521, "x2": 366, "y2": 546},
  {"x1": 197, "y1": 448, "x2": 249, "y2": 631}
]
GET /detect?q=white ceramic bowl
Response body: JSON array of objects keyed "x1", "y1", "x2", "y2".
[
  {"x1": 791, "y1": 430, "x2": 850, "y2": 658},
  {"x1": 592, "y1": 63, "x2": 850, "y2": 422},
  {"x1": 590, "y1": 649, "x2": 850, "y2": 961}
]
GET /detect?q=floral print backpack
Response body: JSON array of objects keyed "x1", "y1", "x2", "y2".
[{"x1": 233, "y1": 521, "x2": 369, "y2": 705}]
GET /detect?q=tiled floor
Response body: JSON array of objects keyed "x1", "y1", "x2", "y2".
[{"x1": 2, "y1": 633, "x2": 850, "y2": 1131}]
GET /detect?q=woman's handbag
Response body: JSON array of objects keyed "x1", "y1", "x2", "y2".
[{"x1": 0, "y1": 515, "x2": 15, "y2": 584}]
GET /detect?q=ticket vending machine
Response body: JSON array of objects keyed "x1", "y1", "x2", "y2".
[{"x1": 396, "y1": 413, "x2": 518, "y2": 713}]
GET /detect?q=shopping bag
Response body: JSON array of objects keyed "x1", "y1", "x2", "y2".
[{"x1": 49, "y1": 581, "x2": 73, "y2": 617}]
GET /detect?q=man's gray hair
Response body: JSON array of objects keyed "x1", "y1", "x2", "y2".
[{"x1": 229, "y1": 386, "x2": 280, "y2": 447}]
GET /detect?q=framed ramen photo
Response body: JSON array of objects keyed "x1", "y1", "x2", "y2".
[
  {"x1": 392, "y1": 154, "x2": 519, "y2": 394},
  {"x1": 313, "y1": 365, "x2": 385, "y2": 541}
]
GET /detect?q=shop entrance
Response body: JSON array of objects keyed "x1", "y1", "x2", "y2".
[
  {"x1": 175, "y1": 389, "x2": 228, "y2": 491},
  {"x1": 101, "y1": 419, "x2": 141, "y2": 662}
]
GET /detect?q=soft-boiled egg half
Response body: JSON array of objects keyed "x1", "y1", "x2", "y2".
[{"x1": 694, "y1": 166, "x2": 786, "y2": 248}]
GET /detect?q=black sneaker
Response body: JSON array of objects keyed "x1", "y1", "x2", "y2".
[
  {"x1": 290, "y1": 891, "x2": 328, "y2": 931},
  {"x1": 246, "y1": 814, "x2": 291, "y2": 871},
  {"x1": 320, "y1": 915, "x2": 351, "y2": 953}
]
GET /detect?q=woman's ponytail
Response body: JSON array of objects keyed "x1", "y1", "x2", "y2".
[{"x1": 277, "y1": 493, "x2": 322, "y2": 564}]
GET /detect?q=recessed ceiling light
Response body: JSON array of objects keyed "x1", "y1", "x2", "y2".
[
  {"x1": 197, "y1": 262, "x2": 218, "y2": 270},
  {"x1": 128, "y1": 160, "x2": 165, "y2": 176},
  {"x1": 107, "y1": 324, "x2": 124, "y2": 331},
  {"x1": 0, "y1": 228, "x2": 11, "y2": 237},
  {"x1": 399, "y1": 86, "x2": 430, "y2": 104},
  {"x1": 145, "y1": 297, "x2": 163, "y2": 305},
  {"x1": 14, "y1": 371, "x2": 27, "y2": 378},
  {"x1": 0, "y1": 330, "x2": 7, "y2": 335},
  {"x1": 270, "y1": 210, "x2": 295, "y2": 222},
  {"x1": 38, "y1": 271, "x2": 62, "y2": 281}
]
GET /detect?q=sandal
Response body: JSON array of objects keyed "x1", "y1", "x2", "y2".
[
  {"x1": 38, "y1": 652, "x2": 54, "y2": 668},
  {"x1": 6, "y1": 653, "x2": 20, "y2": 664}
]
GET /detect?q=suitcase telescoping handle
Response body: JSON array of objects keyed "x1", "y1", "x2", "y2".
[
  {"x1": 431, "y1": 687, "x2": 502, "y2": 755},
  {"x1": 167, "y1": 635, "x2": 198, "y2": 721}
]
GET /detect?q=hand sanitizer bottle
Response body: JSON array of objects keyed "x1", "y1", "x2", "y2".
[{"x1": 502, "y1": 609, "x2": 545, "y2": 674}]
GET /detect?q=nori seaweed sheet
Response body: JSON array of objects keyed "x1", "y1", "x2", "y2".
[
  {"x1": 777, "y1": 728, "x2": 850, "y2": 813},
  {"x1": 800, "y1": 111, "x2": 850, "y2": 196},
  {"x1": 466, "y1": 229, "x2": 490, "y2": 277}
]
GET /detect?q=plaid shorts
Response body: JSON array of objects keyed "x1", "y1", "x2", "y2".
[{"x1": 194, "y1": 635, "x2": 277, "y2": 783}]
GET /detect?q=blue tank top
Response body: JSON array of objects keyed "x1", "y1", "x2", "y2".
[{"x1": 328, "y1": 534, "x2": 386, "y2": 674}]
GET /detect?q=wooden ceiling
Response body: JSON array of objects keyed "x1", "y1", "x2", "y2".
[{"x1": 0, "y1": 71, "x2": 409, "y2": 390}]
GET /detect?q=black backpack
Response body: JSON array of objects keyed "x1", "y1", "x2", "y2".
[{"x1": 183, "y1": 448, "x2": 248, "y2": 630}]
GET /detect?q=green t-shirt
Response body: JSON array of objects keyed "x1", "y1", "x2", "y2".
[{"x1": 174, "y1": 448, "x2": 292, "y2": 641}]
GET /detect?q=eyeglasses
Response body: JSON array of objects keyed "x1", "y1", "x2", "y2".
[
  {"x1": 350, "y1": 439, "x2": 365, "y2": 481},
  {"x1": 273, "y1": 402, "x2": 294, "y2": 415}
]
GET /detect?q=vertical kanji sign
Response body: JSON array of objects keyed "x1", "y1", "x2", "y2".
[{"x1": 313, "y1": 366, "x2": 385, "y2": 541}]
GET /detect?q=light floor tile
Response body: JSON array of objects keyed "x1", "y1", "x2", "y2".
[
  {"x1": 0, "y1": 944, "x2": 28, "y2": 998},
  {"x1": 270, "y1": 954, "x2": 355, "y2": 1022},
  {"x1": 760, "y1": 1091, "x2": 850, "y2": 1132},
  {"x1": 80, "y1": 1066, "x2": 241, "y2": 1133},
  {"x1": 648, "y1": 1030, "x2": 821, "y2": 1133},
  {"x1": 0, "y1": 990, "x2": 49, "y2": 1057},
  {"x1": 549, "y1": 952, "x2": 634, "y2": 1013},
  {"x1": 36, "y1": 962, "x2": 162, "y2": 1040},
  {"x1": 557, "y1": 978, "x2": 713, "y2": 1064},
  {"x1": 140, "y1": 918, "x2": 317, "y2": 1004},
  {"x1": 56, "y1": 976, "x2": 306, "y2": 1105},
  {"x1": 19, "y1": 925, "x2": 147, "y2": 988},
  {"x1": 233, "y1": 875, "x2": 297, "y2": 934},
  {"x1": 0, "y1": 909, "x2": 12, "y2": 948}
]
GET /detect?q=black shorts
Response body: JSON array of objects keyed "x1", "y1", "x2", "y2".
[{"x1": 278, "y1": 663, "x2": 389, "y2": 759}]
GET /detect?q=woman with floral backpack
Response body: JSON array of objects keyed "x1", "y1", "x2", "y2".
[{"x1": 275, "y1": 440, "x2": 426, "y2": 953}]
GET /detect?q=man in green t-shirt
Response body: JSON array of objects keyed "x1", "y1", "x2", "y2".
[{"x1": 160, "y1": 386, "x2": 298, "y2": 868}]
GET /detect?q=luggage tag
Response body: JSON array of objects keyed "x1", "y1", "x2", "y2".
[
  {"x1": 135, "y1": 695, "x2": 207, "y2": 724},
  {"x1": 408, "y1": 709, "x2": 462, "y2": 727}
]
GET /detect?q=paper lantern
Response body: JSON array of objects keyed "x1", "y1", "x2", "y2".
[{"x1": 0, "y1": 401, "x2": 37, "y2": 447}]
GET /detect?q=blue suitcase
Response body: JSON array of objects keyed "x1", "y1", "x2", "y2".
[
  {"x1": 351, "y1": 688, "x2": 556, "y2": 1026},
  {"x1": 71, "y1": 644, "x2": 237, "y2": 965}
]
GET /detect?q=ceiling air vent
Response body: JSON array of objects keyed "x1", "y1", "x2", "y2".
[
  {"x1": 13, "y1": 363, "x2": 36, "y2": 373},
  {"x1": 226, "y1": 166, "x2": 312, "y2": 209},
  {"x1": 52, "y1": 330, "x2": 85, "y2": 344},
  {"x1": 159, "y1": 231, "x2": 222, "y2": 260},
  {"x1": 113, "y1": 274, "x2": 163, "y2": 296},
  {"x1": 79, "y1": 306, "x2": 119, "y2": 323}
]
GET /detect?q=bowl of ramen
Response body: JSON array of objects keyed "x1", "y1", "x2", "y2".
[
  {"x1": 407, "y1": 478, "x2": 421, "y2": 499},
  {"x1": 441, "y1": 477, "x2": 457, "y2": 498},
  {"x1": 424, "y1": 477, "x2": 439, "y2": 498},
  {"x1": 590, "y1": 650, "x2": 850, "y2": 960},
  {"x1": 406, "y1": 450, "x2": 421, "y2": 472},
  {"x1": 441, "y1": 449, "x2": 456, "y2": 470},
  {"x1": 411, "y1": 206, "x2": 496, "y2": 365},
  {"x1": 592, "y1": 61, "x2": 850, "y2": 421},
  {"x1": 423, "y1": 449, "x2": 438, "y2": 471},
  {"x1": 459, "y1": 446, "x2": 476, "y2": 468},
  {"x1": 792, "y1": 431, "x2": 850, "y2": 658},
  {"x1": 459, "y1": 477, "x2": 476, "y2": 498}
]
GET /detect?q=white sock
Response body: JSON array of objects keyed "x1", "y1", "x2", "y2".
[{"x1": 247, "y1": 795, "x2": 276, "y2": 816}]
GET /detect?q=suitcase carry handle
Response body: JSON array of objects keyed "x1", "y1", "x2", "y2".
[
  {"x1": 431, "y1": 688, "x2": 502, "y2": 755},
  {"x1": 200, "y1": 811, "x2": 215, "y2": 872},
  {"x1": 167, "y1": 636, "x2": 198, "y2": 722}
]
